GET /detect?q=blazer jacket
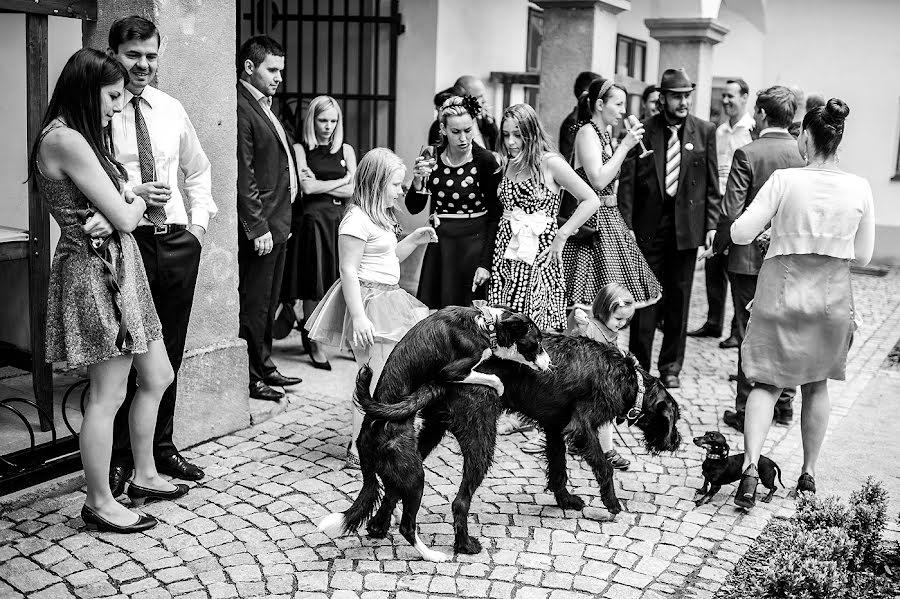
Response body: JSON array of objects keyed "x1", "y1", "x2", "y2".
[
  {"x1": 713, "y1": 131, "x2": 805, "y2": 275},
  {"x1": 617, "y1": 113, "x2": 721, "y2": 250},
  {"x1": 236, "y1": 81, "x2": 296, "y2": 244}
]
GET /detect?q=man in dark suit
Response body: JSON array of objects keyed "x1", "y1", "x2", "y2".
[
  {"x1": 703, "y1": 85, "x2": 805, "y2": 431},
  {"x1": 618, "y1": 68, "x2": 722, "y2": 389},
  {"x1": 237, "y1": 35, "x2": 301, "y2": 401}
]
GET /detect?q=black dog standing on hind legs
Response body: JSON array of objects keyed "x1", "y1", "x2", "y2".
[
  {"x1": 318, "y1": 305, "x2": 550, "y2": 562},
  {"x1": 322, "y1": 329, "x2": 682, "y2": 561}
]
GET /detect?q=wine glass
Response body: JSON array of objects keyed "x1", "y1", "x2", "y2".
[
  {"x1": 418, "y1": 145, "x2": 437, "y2": 198},
  {"x1": 624, "y1": 115, "x2": 653, "y2": 159}
]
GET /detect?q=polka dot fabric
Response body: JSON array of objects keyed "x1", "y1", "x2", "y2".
[
  {"x1": 488, "y1": 176, "x2": 566, "y2": 331},
  {"x1": 427, "y1": 161, "x2": 483, "y2": 215}
]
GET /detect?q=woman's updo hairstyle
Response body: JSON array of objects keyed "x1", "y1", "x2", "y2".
[
  {"x1": 438, "y1": 95, "x2": 481, "y2": 125},
  {"x1": 801, "y1": 98, "x2": 850, "y2": 159},
  {"x1": 576, "y1": 77, "x2": 627, "y2": 122}
]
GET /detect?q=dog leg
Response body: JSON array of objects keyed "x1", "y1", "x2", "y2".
[
  {"x1": 417, "y1": 411, "x2": 448, "y2": 462},
  {"x1": 570, "y1": 417, "x2": 621, "y2": 515},
  {"x1": 367, "y1": 490, "x2": 399, "y2": 539},
  {"x1": 544, "y1": 429, "x2": 585, "y2": 511},
  {"x1": 694, "y1": 485, "x2": 720, "y2": 507},
  {"x1": 761, "y1": 486, "x2": 776, "y2": 503},
  {"x1": 444, "y1": 349, "x2": 505, "y2": 395}
]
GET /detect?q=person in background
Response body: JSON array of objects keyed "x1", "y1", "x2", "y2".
[
  {"x1": 306, "y1": 148, "x2": 436, "y2": 468},
  {"x1": 455, "y1": 75, "x2": 499, "y2": 150},
  {"x1": 427, "y1": 83, "x2": 467, "y2": 147},
  {"x1": 559, "y1": 71, "x2": 602, "y2": 162},
  {"x1": 730, "y1": 99, "x2": 874, "y2": 508},
  {"x1": 236, "y1": 35, "x2": 302, "y2": 402},
  {"x1": 805, "y1": 93, "x2": 825, "y2": 114},
  {"x1": 702, "y1": 85, "x2": 805, "y2": 433},
  {"x1": 107, "y1": 15, "x2": 215, "y2": 494},
  {"x1": 640, "y1": 85, "x2": 660, "y2": 120},
  {"x1": 31, "y1": 48, "x2": 185, "y2": 533},
  {"x1": 688, "y1": 78, "x2": 753, "y2": 350},
  {"x1": 617, "y1": 68, "x2": 721, "y2": 389},
  {"x1": 406, "y1": 95, "x2": 501, "y2": 308},
  {"x1": 281, "y1": 96, "x2": 356, "y2": 371}
]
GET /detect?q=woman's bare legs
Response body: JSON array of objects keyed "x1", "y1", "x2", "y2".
[
  {"x1": 129, "y1": 339, "x2": 175, "y2": 490},
  {"x1": 741, "y1": 383, "x2": 782, "y2": 471},
  {"x1": 598, "y1": 423, "x2": 614, "y2": 453},
  {"x1": 348, "y1": 341, "x2": 396, "y2": 458},
  {"x1": 799, "y1": 380, "x2": 829, "y2": 478},
  {"x1": 303, "y1": 300, "x2": 328, "y2": 362}
]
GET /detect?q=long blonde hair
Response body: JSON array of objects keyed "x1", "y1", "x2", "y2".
[
  {"x1": 347, "y1": 147, "x2": 404, "y2": 232},
  {"x1": 498, "y1": 103, "x2": 557, "y2": 184},
  {"x1": 303, "y1": 95, "x2": 344, "y2": 153}
]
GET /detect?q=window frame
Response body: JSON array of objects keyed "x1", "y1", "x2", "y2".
[{"x1": 615, "y1": 34, "x2": 647, "y2": 81}]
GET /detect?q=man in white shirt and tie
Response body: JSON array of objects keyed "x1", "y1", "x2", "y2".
[
  {"x1": 106, "y1": 16, "x2": 216, "y2": 495},
  {"x1": 236, "y1": 35, "x2": 302, "y2": 402}
]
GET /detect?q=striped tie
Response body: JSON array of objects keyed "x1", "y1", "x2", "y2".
[
  {"x1": 132, "y1": 96, "x2": 167, "y2": 227},
  {"x1": 665, "y1": 126, "x2": 681, "y2": 197}
]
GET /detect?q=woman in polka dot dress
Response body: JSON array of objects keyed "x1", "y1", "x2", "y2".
[
  {"x1": 406, "y1": 95, "x2": 501, "y2": 308},
  {"x1": 488, "y1": 104, "x2": 600, "y2": 331},
  {"x1": 564, "y1": 77, "x2": 662, "y2": 309}
]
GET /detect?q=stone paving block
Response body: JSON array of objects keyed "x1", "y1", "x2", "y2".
[
  {"x1": 73, "y1": 580, "x2": 117, "y2": 598},
  {"x1": 602, "y1": 583, "x2": 642, "y2": 599},
  {"x1": 30, "y1": 582, "x2": 75, "y2": 599}
]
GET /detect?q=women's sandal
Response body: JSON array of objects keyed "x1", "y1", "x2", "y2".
[
  {"x1": 734, "y1": 464, "x2": 759, "y2": 509},
  {"x1": 81, "y1": 505, "x2": 157, "y2": 533},
  {"x1": 344, "y1": 451, "x2": 361, "y2": 470},
  {"x1": 127, "y1": 482, "x2": 190, "y2": 507},
  {"x1": 797, "y1": 472, "x2": 817, "y2": 494}
]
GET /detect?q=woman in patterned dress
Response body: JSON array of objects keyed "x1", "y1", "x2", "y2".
[
  {"x1": 564, "y1": 77, "x2": 662, "y2": 310},
  {"x1": 29, "y1": 49, "x2": 186, "y2": 533},
  {"x1": 487, "y1": 103, "x2": 600, "y2": 332}
]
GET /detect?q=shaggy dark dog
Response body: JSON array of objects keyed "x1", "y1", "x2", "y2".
[
  {"x1": 322, "y1": 332, "x2": 682, "y2": 561},
  {"x1": 318, "y1": 305, "x2": 549, "y2": 562}
]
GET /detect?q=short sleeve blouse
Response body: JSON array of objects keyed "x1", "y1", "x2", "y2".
[{"x1": 339, "y1": 207, "x2": 400, "y2": 285}]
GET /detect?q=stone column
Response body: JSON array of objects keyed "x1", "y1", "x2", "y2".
[
  {"x1": 535, "y1": 0, "x2": 631, "y2": 146},
  {"x1": 644, "y1": 17, "x2": 729, "y2": 120},
  {"x1": 85, "y1": 1, "x2": 251, "y2": 447}
]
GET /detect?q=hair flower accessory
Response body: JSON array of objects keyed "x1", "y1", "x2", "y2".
[{"x1": 461, "y1": 95, "x2": 483, "y2": 119}]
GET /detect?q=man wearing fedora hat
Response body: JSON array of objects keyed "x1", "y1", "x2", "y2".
[{"x1": 618, "y1": 68, "x2": 722, "y2": 389}]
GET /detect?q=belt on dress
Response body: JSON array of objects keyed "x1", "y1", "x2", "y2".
[
  {"x1": 436, "y1": 211, "x2": 487, "y2": 220},
  {"x1": 73, "y1": 211, "x2": 134, "y2": 353},
  {"x1": 136, "y1": 223, "x2": 187, "y2": 235},
  {"x1": 359, "y1": 279, "x2": 400, "y2": 291},
  {"x1": 597, "y1": 194, "x2": 617, "y2": 207}
]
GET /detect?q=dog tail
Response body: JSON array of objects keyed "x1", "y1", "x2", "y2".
[
  {"x1": 353, "y1": 364, "x2": 445, "y2": 422},
  {"x1": 774, "y1": 461, "x2": 784, "y2": 489}
]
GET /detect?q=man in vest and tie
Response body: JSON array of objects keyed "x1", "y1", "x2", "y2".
[
  {"x1": 236, "y1": 35, "x2": 302, "y2": 402},
  {"x1": 107, "y1": 16, "x2": 217, "y2": 494},
  {"x1": 618, "y1": 68, "x2": 722, "y2": 389}
]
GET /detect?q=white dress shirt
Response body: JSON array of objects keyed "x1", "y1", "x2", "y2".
[
  {"x1": 238, "y1": 79, "x2": 298, "y2": 202},
  {"x1": 716, "y1": 112, "x2": 755, "y2": 195},
  {"x1": 113, "y1": 85, "x2": 217, "y2": 230}
]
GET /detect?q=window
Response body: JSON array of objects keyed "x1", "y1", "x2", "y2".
[
  {"x1": 895, "y1": 99, "x2": 900, "y2": 180},
  {"x1": 615, "y1": 34, "x2": 647, "y2": 81},
  {"x1": 526, "y1": 5, "x2": 543, "y2": 73}
]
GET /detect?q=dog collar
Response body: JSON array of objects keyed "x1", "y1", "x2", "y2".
[
  {"x1": 706, "y1": 450, "x2": 729, "y2": 460},
  {"x1": 474, "y1": 302, "x2": 499, "y2": 350},
  {"x1": 625, "y1": 356, "x2": 645, "y2": 425}
]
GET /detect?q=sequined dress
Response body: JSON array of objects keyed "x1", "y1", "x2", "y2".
[{"x1": 36, "y1": 123, "x2": 161, "y2": 368}]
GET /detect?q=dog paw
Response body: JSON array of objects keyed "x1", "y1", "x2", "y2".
[
  {"x1": 366, "y1": 525, "x2": 389, "y2": 539},
  {"x1": 555, "y1": 491, "x2": 585, "y2": 511},
  {"x1": 603, "y1": 498, "x2": 623, "y2": 515},
  {"x1": 454, "y1": 536, "x2": 483, "y2": 555}
]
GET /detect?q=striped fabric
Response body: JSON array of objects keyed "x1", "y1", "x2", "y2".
[
  {"x1": 665, "y1": 126, "x2": 681, "y2": 197},
  {"x1": 132, "y1": 96, "x2": 167, "y2": 226}
]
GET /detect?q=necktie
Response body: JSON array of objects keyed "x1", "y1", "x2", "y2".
[
  {"x1": 132, "y1": 96, "x2": 167, "y2": 226},
  {"x1": 665, "y1": 125, "x2": 681, "y2": 198}
]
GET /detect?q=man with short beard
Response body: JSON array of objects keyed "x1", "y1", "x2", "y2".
[
  {"x1": 618, "y1": 68, "x2": 722, "y2": 389},
  {"x1": 107, "y1": 16, "x2": 216, "y2": 494}
]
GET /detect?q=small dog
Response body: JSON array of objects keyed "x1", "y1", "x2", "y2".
[
  {"x1": 693, "y1": 431, "x2": 783, "y2": 506},
  {"x1": 318, "y1": 305, "x2": 549, "y2": 562}
]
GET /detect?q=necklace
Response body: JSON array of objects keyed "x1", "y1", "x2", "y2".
[{"x1": 442, "y1": 148, "x2": 472, "y2": 168}]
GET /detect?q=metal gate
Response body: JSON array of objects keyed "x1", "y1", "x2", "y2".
[{"x1": 237, "y1": 0, "x2": 403, "y2": 152}]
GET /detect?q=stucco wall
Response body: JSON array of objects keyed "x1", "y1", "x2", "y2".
[{"x1": 85, "y1": 0, "x2": 249, "y2": 447}]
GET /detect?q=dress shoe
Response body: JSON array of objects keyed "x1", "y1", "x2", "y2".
[
  {"x1": 127, "y1": 481, "x2": 190, "y2": 507},
  {"x1": 156, "y1": 452, "x2": 204, "y2": 481},
  {"x1": 660, "y1": 374, "x2": 680, "y2": 389},
  {"x1": 250, "y1": 380, "x2": 284, "y2": 401},
  {"x1": 262, "y1": 370, "x2": 302, "y2": 387},
  {"x1": 797, "y1": 472, "x2": 816, "y2": 494},
  {"x1": 723, "y1": 409, "x2": 745, "y2": 432},
  {"x1": 109, "y1": 465, "x2": 133, "y2": 497},
  {"x1": 774, "y1": 408, "x2": 794, "y2": 426},
  {"x1": 687, "y1": 323, "x2": 722, "y2": 338},
  {"x1": 82, "y1": 505, "x2": 157, "y2": 533},
  {"x1": 718, "y1": 336, "x2": 740, "y2": 349}
]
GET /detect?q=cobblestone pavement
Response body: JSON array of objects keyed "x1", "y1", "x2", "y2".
[{"x1": 2, "y1": 269, "x2": 899, "y2": 599}]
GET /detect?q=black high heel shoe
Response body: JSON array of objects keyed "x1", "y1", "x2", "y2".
[
  {"x1": 127, "y1": 482, "x2": 190, "y2": 507},
  {"x1": 734, "y1": 464, "x2": 759, "y2": 509},
  {"x1": 81, "y1": 505, "x2": 157, "y2": 533},
  {"x1": 797, "y1": 472, "x2": 816, "y2": 495},
  {"x1": 301, "y1": 325, "x2": 332, "y2": 371}
]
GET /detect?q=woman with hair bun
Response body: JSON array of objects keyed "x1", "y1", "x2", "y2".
[
  {"x1": 407, "y1": 95, "x2": 501, "y2": 308},
  {"x1": 730, "y1": 98, "x2": 875, "y2": 508},
  {"x1": 563, "y1": 77, "x2": 661, "y2": 311}
]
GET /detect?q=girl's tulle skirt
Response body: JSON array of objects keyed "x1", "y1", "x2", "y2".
[{"x1": 305, "y1": 279, "x2": 430, "y2": 350}]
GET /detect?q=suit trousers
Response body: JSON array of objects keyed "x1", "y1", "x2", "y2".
[
  {"x1": 238, "y1": 235, "x2": 287, "y2": 383},
  {"x1": 630, "y1": 205, "x2": 697, "y2": 376},
  {"x1": 703, "y1": 252, "x2": 737, "y2": 338},
  {"x1": 112, "y1": 227, "x2": 202, "y2": 464},
  {"x1": 729, "y1": 271, "x2": 795, "y2": 412}
]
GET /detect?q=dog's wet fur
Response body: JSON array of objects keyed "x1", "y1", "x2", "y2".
[
  {"x1": 319, "y1": 321, "x2": 681, "y2": 561},
  {"x1": 692, "y1": 431, "x2": 783, "y2": 506},
  {"x1": 317, "y1": 306, "x2": 548, "y2": 562}
]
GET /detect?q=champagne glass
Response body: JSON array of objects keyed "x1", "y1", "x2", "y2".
[
  {"x1": 624, "y1": 115, "x2": 653, "y2": 159},
  {"x1": 418, "y1": 144, "x2": 437, "y2": 198}
]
